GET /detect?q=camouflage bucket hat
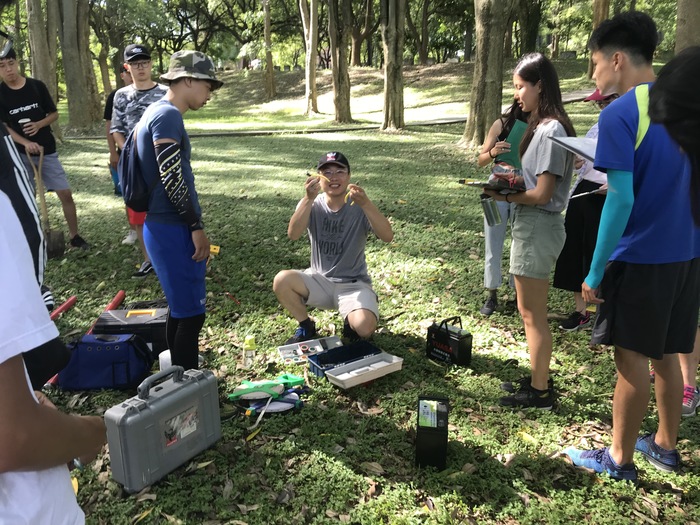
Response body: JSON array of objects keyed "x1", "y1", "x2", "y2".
[{"x1": 160, "y1": 50, "x2": 223, "y2": 90}]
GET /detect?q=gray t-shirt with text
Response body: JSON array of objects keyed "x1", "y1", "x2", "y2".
[
  {"x1": 520, "y1": 119, "x2": 574, "y2": 213},
  {"x1": 306, "y1": 195, "x2": 373, "y2": 283}
]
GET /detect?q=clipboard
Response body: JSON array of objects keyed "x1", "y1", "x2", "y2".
[
  {"x1": 549, "y1": 136, "x2": 597, "y2": 163},
  {"x1": 495, "y1": 120, "x2": 526, "y2": 168}
]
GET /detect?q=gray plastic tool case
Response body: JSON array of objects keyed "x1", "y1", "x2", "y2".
[{"x1": 105, "y1": 366, "x2": 221, "y2": 493}]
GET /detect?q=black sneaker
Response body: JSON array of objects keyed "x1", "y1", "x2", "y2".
[
  {"x1": 342, "y1": 319, "x2": 361, "y2": 342},
  {"x1": 559, "y1": 310, "x2": 591, "y2": 331},
  {"x1": 480, "y1": 296, "x2": 497, "y2": 316},
  {"x1": 284, "y1": 322, "x2": 317, "y2": 345},
  {"x1": 132, "y1": 261, "x2": 154, "y2": 279},
  {"x1": 500, "y1": 382, "x2": 554, "y2": 410},
  {"x1": 500, "y1": 375, "x2": 553, "y2": 393},
  {"x1": 40, "y1": 284, "x2": 55, "y2": 312},
  {"x1": 69, "y1": 234, "x2": 90, "y2": 251}
]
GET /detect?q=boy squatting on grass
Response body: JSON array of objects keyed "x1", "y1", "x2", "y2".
[{"x1": 273, "y1": 152, "x2": 394, "y2": 345}]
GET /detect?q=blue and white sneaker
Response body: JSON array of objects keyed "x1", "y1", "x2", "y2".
[
  {"x1": 634, "y1": 433, "x2": 680, "y2": 473},
  {"x1": 563, "y1": 446, "x2": 638, "y2": 482}
]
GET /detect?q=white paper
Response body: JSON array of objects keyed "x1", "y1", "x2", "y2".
[{"x1": 549, "y1": 136, "x2": 597, "y2": 162}]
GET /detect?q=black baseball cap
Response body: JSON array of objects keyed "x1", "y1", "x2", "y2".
[
  {"x1": 124, "y1": 44, "x2": 151, "y2": 62},
  {"x1": 317, "y1": 151, "x2": 350, "y2": 171}
]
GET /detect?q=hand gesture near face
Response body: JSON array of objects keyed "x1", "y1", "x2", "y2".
[
  {"x1": 346, "y1": 183, "x2": 369, "y2": 207},
  {"x1": 305, "y1": 175, "x2": 322, "y2": 200}
]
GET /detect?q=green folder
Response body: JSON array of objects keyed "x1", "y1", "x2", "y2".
[{"x1": 495, "y1": 119, "x2": 526, "y2": 169}]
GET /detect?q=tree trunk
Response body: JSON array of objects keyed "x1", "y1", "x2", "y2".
[
  {"x1": 405, "y1": 0, "x2": 431, "y2": 65},
  {"x1": 328, "y1": 0, "x2": 353, "y2": 123},
  {"x1": 518, "y1": 0, "x2": 541, "y2": 54},
  {"x1": 58, "y1": 0, "x2": 101, "y2": 128},
  {"x1": 380, "y1": 0, "x2": 405, "y2": 130},
  {"x1": 675, "y1": 0, "x2": 700, "y2": 53},
  {"x1": 464, "y1": 20, "x2": 473, "y2": 61},
  {"x1": 587, "y1": 0, "x2": 610, "y2": 78},
  {"x1": 463, "y1": 0, "x2": 515, "y2": 147},
  {"x1": 300, "y1": 0, "x2": 319, "y2": 114},
  {"x1": 26, "y1": 0, "x2": 57, "y2": 99},
  {"x1": 503, "y1": 16, "x2": 513, "y2": 59},
  {"x1": 263, "y1": 0, "x2": 276, "y2": 99},
  {"x1": 550, "y1": 32, "x2": 559, "y2": 59}
]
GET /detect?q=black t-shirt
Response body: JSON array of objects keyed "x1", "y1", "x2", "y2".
[
  {"x1": 104, "y1": 89, "x2": 117, "y2": 121},
  {"x1": 0, "y1": 77, "x2": 57, "y2": 154}
]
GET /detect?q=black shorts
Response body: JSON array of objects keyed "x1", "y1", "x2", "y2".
[{"x1": 591, "y1": 258, "x2": 700, "y2": 359}]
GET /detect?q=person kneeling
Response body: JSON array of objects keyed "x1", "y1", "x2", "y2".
[{"x1": 273, "y1": 152, "x2": 394, "y2": 345}]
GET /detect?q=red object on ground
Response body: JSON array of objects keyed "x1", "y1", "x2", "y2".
[
  {"x1": 43, "y1": 290, "x2": 127, "y2": 389},
  {"x1": 87, "y1": 289, "x2": 126, "y2": 335},
  {"x1": 49, "y1": 295, "x2": 77, "y2": 321}
]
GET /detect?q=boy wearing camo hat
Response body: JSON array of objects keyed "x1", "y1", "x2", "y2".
[{"x1": 136, "y1": 50, "x2": 222, "y2": 371}]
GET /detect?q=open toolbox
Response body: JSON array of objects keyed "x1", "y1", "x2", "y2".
[
  {"x1": 307, "y1": 341, "x2": 403, "y2": 389},
  {"x1": 277, "y1": 336, "x2": 343, "y2": 364}
]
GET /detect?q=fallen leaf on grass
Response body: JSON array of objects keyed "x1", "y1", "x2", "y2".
[
  {"x1": 365, "y1": 479, "x2": 382, "y2": 500},
  {"x1": 246, "y1": 427, "x2": 261, "y2": 441},
  {"x1": 236, "y1": 504, "x2": 260, "y2": 514},
  {"x1": 326, "y1": 509, "x2": 339, "y2": 518},
  {"x1": 222, "y1": 478, "x2": 234, "y2": 499},
  {"x1": 132, "y1": 508, "x2": 153, "y2": 524},
  {"x1": 136, "y1": 493, "x2": 157, "y2": 502},
  {"x1": 521, "y1": 468, "x2": 534, "y2": 481},
  {"x1": 356, "y1": 400, "x2": 384, "y2": 415},
  {"x1": 276, "y1": 487, "x2": 294, "y2": 505},
  {"x1": 339, "y1": 515, "x2": 351, "y2": 522},
  {"x1": 422, "y1": 497, "x2": 436, "y2": 511},
  {"x1": 462, "y1": 463, "x2": 477, "y2": 474},
  {"x1": 630, "y1": 509, "x2": 657, "y2": 524},
  {"x1": 159, "y1": 512, "x2": 183, "y2": 524},
  {"x1": 360, "y1": 461, "x2": 385, "y2": 475}
]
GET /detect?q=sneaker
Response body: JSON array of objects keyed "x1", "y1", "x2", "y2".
[
  {"x1": 121, "y1": 230, "x2": 138, "y2": 245},
  {"x1": 500, "y1": 382, "x2": 554, "y2": 410},
  {"x1": 635, "y1": 433, "x2": 680, "y2": 472},
  {"x1": 500, "y1": 375, "x2": 553, "y2": 393},
  {"x1": 559, "y1": 310, "x2": 591, "y2": 331},
  {"x1": 69, "y1": 234, "x2": 90, "y2": 251},
  {"x1": 342, "y1": 319, "x2": 360, "y2": 342},
  {"x1": 40, "y1": 284, "x2": 54, "y2": 312},
  {"x1": 480, "y1": 296, "x2": 497, "y2": 316},
  {"x1": 682, "y1": 385, "x2": 700, "y2": 417},
  {"x1": 563, "y1": 447, "x2": 638, "y2": 482},
  {"x1": 284, "y1": 322, "x2": 317, "y2": 345},
  {"x1": 132, "y1": 261, "x2": 154, "y2": 279}
]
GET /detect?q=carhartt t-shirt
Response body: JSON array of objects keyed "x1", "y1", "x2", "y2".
[{"x1": 0, "y1": 78, "x2": 57, "y2": 154}]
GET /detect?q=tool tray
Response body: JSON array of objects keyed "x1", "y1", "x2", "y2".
[{"x1": 307, "y1": 341, "x2": 382, "y2": 378}]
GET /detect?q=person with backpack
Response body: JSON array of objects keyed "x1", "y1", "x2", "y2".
[
  {"x1": 110, "y1": 44, "x2": 168, "y2": 277},
  {"x1": 134, "y1": 50, "x2": 222, "y2": 371},
  {"x1": 563, "y1": 13, "x2": 700, "y2": 483}
]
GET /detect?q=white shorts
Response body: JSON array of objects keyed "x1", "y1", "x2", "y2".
[{"x1": 300, "y1": 270, "x2": 379, "y2": 320}]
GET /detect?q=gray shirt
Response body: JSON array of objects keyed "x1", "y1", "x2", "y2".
[
  {"x1": 520, "y1": 119, "x2": 574, "y2": 213},
  {"x1": 307, "y1": 195, "x2": 372, "y2": 283},
  {"x1": 110, "y1": 83, "x2": 168, "y2": 137}
]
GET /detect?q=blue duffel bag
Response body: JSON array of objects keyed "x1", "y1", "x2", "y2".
[{"x1": 58, "y1": 334, "x2": 154, "y2": 390}]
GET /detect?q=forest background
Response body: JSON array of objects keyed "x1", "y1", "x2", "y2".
[{"x1": 1, "y1": 0, "x2": 698, "y2": 139}]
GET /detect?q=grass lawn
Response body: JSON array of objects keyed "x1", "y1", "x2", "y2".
[{"x1": 43, "y1": 61, "x2": 700, "y2": 525}]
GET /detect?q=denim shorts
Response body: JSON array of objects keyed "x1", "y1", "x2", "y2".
[
  {"x1": 509, "y1": 205, "x2": 565, "y2": 280},
  {"x1": 300, "y1": 270, "x2": 378, "y2": 320}
]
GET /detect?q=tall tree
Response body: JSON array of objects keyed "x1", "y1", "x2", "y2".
[
  {"x1": 517, "y1": 0, "x2": 542, "y2": 54},
  {"x1": 587, "y1": 0, "x2": 610, "y2": 78},
  {"x1": 25, "y1": 0, "x2": 58, "y2": 100},
  {"x1": 263, "y1": 0, "x2": 276, "y2": 98},
  {"x1": 328, "y1": 0, "x2": 353, "y2": 122},
  {"x1": 463, "y1": 0, "x2": 515, "y2": 147},
  {"x1": 380, "y1": 0, "x2": 404, "y2": 130},
  {"x1": 405, "y1": 0, "x2": 431, "y2": 64},
  {"x1": 350, "y1": 0, "x2": 379, "y2": 66},
  {"x1": 675, "y1": 0, "x2": 700, "y2": 53},
  {"x1": 299, "y1": 0, "x2": 319, "y2": 114},
  {"x1": 58, "y1": 0, "x2": 101, "y2": 128}
]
